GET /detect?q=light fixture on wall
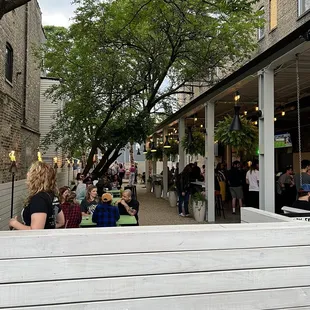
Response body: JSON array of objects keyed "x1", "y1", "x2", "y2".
[{"x1": 229, "y1": 91, "x2": 242, "y2": 131}]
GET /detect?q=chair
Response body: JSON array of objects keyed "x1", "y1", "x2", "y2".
[{"x1": 215, "y1": 190, "x2": 225, "y2": 218}]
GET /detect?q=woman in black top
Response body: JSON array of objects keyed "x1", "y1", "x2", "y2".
[{"x1": 9, "y1": 161, "x2": 65, "y2": 230}]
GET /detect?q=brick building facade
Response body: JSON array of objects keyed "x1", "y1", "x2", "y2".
[{"x1": 0, "y1": 1, "x2": 44, "y2": 183}]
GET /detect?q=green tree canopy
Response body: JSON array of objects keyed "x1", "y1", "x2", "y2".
[{"x1": 41, "y1": 0, "x2": 262, "y2": 176}]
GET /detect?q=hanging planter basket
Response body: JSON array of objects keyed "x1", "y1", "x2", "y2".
[
  {"x1": 215, "y1": 116, "x2": 258, "y2": 157},
  {"x1": 181, "y1": 131, "x2": 205, "y2": 156}
]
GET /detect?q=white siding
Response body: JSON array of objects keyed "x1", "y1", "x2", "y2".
[{"x1": 40, "y1": 78, "x2": 64, "y2": 165}]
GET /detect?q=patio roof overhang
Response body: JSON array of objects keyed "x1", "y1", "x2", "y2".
[{"x1": 153, "y1": 20, "x2": 310, "y2": 134}]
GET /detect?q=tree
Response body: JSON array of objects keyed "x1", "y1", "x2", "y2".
[
  {"x1": 41, "y1": 0, "x2": 263, "y2": 176},
  {"x1": 0, "y1": 0, "x2": 31, "y2": 19}
]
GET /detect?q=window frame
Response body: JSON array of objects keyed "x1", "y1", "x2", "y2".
[
  {"x1": 257, "y1": 6, "x2": 265, "y2": 41},
  {"x1": 5, "y1": 43, "x2": 14, "y2": 84},
  {"x1": 269, "y1": 0, "x2": 278, "y2": 31},
  {"x1": 298, "y1": 0, "x2": 310, "y2": 16}
]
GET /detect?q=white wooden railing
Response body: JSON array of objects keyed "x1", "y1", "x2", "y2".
[{"x1": 1, "y1": 222, "x2": 310, "y2": 309}]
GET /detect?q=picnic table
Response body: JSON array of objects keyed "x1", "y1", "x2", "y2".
[{"x1": 80, "y1": 214, "x2": 137, "y2": 227}]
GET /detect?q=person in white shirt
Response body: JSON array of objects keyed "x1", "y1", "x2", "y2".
[{"x1": 246, "y1": 161, "x2": 259, "y2": 208}]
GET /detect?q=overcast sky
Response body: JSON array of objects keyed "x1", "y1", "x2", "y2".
[{"x1": 38, "y1": 0, "x2": 77, "y2": 27}]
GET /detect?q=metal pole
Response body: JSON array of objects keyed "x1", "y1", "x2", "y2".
[{"x1": 10, "y1": 172, "x2": 15, "y2": 218}]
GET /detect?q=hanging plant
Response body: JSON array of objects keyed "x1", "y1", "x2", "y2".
[
  {"x1": 163, "y1": 139, "x2": 179, "y2": 158},
  {"x1": 181, "y1": 131, "x2": 205, "y2": 156},
  {"x1": 145, "y1": 150, "x2": 153, "y2": 161},
  {"x1": 214, "y1": 116, "x2": 258, "y2": 156},
  {"x1": 153, "y1": 146, "x2": 163, "y2": 161}
]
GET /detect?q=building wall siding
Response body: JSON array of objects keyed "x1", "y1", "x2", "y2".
[{"x1": 0, "y1": 1, "x2": 43, "y2": 183}]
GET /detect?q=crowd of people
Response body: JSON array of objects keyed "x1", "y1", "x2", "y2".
[{"x1": 9, "y1": 161, "x2": 140, "y2": 230}]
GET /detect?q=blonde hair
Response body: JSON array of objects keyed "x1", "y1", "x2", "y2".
[{"x1": 26, "y1": 161, "x2": 58, "y2": 202}]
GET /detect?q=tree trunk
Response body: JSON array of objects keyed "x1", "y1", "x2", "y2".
[
  {"x1": 97, "y1": 148, "x2": 121, "y2": 177},
  {"x1": 129, "y1": 143, "x2": 134, "y2": 166},
  {"x1": 82, "y1": 143, "x2": 98, "y2": 175},
  {"x1": 0, "y1": 0, "x2": 31, "y2": 19}
]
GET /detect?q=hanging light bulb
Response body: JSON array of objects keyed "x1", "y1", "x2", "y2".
[
  {"x1": 244, "y1": 110, "x2": 248, "y2": 116},
  {"x1": 254, "y1": 121, "x2": 258, "y2": 125},
  {"x1": 164, "y1": 135, "x2": 171, "y2": 148},
  {"x1": 274, "y1": 117, "x2": 277, "y2": 121},
  {"x1": 281, "y1": 110, "x2": 285, "y2": 116},
  {"x1": 234, "y1": 91, "x2": 240, "y2": 102},
  {"x1": 255, "y1": 106, "x2": 259, "y2": 111},
  {"x1": 200, "y1": 124, "x2": 203, "y2": 128}
]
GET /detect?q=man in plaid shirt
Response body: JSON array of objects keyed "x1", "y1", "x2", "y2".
[{"x1": 92, "y1": 193, "x2": 120, "y2": 227}]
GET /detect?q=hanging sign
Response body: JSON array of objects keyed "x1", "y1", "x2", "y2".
[{"x1": 274, "y1": 133, "x2": 292, "y2": 148}]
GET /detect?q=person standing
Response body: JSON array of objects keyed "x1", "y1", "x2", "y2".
[
  {"x1": 246, "y1": 161, "x2": 259, "y2": 208},
  {"x1": 128, "y1": 164, "x2": 136, "y2": 186},
  {"x1": 294, "y1": 159, "x2": 310, "y2": 193},
  {"x1": 278, "y1": 166, "x2": 296, "y2": 207},
  {"x1": 9, "y1": 161, "x2": 65, "y2": 230},
  {"x1": 176, "y1": 164, "x2": 192, "y2": 217},
  {"x1": 118, "y1": 164, "x2": 125, "y2": 187},
  {"x1": 228, "y1": 161, "x2": 244, "y2": 214}
]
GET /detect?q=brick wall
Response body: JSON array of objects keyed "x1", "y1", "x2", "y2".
[
  {"x1": 0, "y1": 1, "x2": 43, "y2": 183},
  {"x1": 255, "y1": 0, "x2": 310, "y2": 54}
]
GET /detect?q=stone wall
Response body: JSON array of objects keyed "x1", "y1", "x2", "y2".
[{"x1": 0, "y1": 1, "x2": 43, "y2": 183}]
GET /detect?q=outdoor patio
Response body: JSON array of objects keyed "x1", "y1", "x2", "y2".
[{"x1": 137, "y1": 184, "x2": 241, "y2": 226}]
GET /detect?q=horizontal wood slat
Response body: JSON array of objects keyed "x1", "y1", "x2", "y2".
[
  {"x1": 0, "y1": 224, "x2": 310, "y2": 259},
  {"x1": 1, "y1": 267, "x2": 310, "y2": 308},
  {"x1": 1, "y1": 246, "x2": 310, "y2": 284},
  {"x1": 2, "y1": 287, "x2": 310, "y2": 310}
]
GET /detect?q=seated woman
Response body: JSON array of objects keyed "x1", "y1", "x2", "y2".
[
  {"x1": 92, "y1": 193, "x2": 120, "y2": 227},
  {"x1": 61, "y1": 192, "x2": 82, "y2": 228},
  {"x1": 80, "y1": 185, "x2": 98, "y2": 215},
  {"x1": 292, "y1": 184, "x2": 310, "y2": 210}
]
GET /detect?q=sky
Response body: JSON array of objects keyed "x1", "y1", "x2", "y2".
[{"x1": 38, "y1": 0, "x2": 77, "y2": 28}]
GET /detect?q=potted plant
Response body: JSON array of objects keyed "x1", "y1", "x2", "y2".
[
  {"x1": 146, "y1": 177, "x2": 152, "y2": 192},
  {"x1": 168, "y1": 184, "x2": 178, "y2": 207},
  {"x1": 154, "y1": 179, "x2": 162, "y2": 198},
  {"x1": 192, "y1": 191, "x2": 207, "y2": 223}
]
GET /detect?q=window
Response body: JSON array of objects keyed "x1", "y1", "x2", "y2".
[
  {"x1": 299, "y1": 0, "x2": 310, "y2": 16},
  {"x1": 257, "y1": 6, "x2": 265, "y2": 40},
  {"x1": 269, "y1": 0, "x2": 277, "y2": 30},
  {"x1": 5, "y1": 43, "x2": 13, "y2": 83}
]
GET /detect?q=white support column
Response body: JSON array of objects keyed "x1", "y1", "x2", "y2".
[
  {"x1": 178, "y1": 118, "x2": 186, "y2": 173},
  {"x1": 205, "y1": 102, "x2": 215, "y2": 222},
  {"x1": 163, "y1": 128, "x2": 168, "y2": 199},
  {"x1": 258, "y1": 68, "x2": 275, "y2": 213}
]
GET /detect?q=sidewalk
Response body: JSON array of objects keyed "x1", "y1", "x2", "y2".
[{"x1": 136, "y1": 184, "x2": 240, "y2": 226}]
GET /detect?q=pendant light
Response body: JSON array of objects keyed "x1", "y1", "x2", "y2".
[
  {"x1": 151, "y1": 141, "x2": 157, "y2": 152},
  {"x1": 143, "y1": 144, "x2": 147, "y2": 154},
  {"x1": 229, "y1": 91, "x2": 242, "y2": 131},
  {"x1": 164, "y1": 136, "x2": 171, "y2": 148},
  {"x1": 137, "y1": 148, "x2": 141, "y2": 155},
  {"x1": 188, "y1": 126, "x2": 194, "y2": 144}
]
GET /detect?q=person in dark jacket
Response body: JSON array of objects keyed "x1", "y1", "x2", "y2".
[
  {"x1": 228, "y1": 161, "x2": 244, "y2": 214},
  {"x1": 176, "y1": 164, "x2": 192, "y2": 217}
]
